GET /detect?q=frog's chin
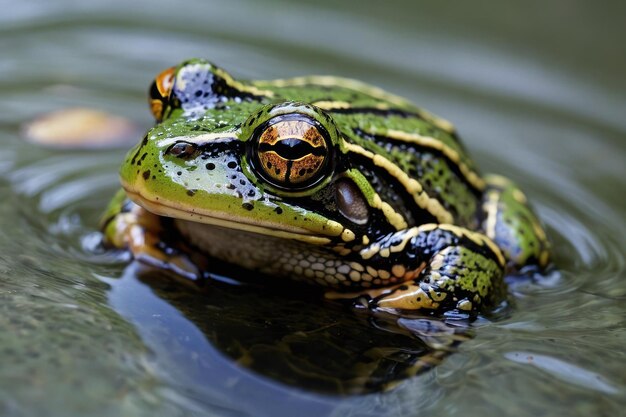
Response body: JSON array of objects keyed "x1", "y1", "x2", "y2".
[{"x1": 124, "y1": 188, "x2": 333, "y2": 245}]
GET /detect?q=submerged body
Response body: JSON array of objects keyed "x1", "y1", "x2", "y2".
[{"x1": 102, "y1": 59, "x2": 550, "y2": 314}]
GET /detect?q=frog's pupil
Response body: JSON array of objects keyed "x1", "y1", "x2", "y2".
[{"x1": 258, "y1": 138, "x2": 324, "y2": 160}]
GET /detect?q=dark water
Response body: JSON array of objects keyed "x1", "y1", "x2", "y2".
[{"x1": 1, "y1": 0, "x2": 625, "y2": 416}]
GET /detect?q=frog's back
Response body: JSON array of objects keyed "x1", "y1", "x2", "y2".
[
  {"x1": 104, "y1": 60, "x2": 550, "y2": 314},
  {"x1": 253, "y1": 76, "x2": 486, "y2": 229}
]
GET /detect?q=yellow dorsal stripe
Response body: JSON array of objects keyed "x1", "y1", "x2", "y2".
[
  {"x1": 371, "y1": 193, "x2": 408, "y2": 231},
  {"x1": 482, "y1": 190, "x2": 499, "y2": 240},
  {"x1": 312, "y1": 100, "x2": 456, "y2": 134},
  {"x1": 372, "y1": 128, "x2": 485, "y2": 191},
  {"x1": 215, "y1": 68, "x2": 275, "y2": 97},
  {"x1": 313, "y1": 100, "x2": 393, "y2": 112},
  {"x1": 260, "y1": 76, "x2": 410, "y2": 106},
  {"x1": 344, "y1": 141, "x2": 454, "y2": 224},
  {"x1": 258, "y1": 77, "x2": 455, "y2": 133}
]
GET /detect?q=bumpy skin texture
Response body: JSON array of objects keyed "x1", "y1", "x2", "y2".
[{"x1": 102, "y1": 59, "x2": 550, "y2": 314}]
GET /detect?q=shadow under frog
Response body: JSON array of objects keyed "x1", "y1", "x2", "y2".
[{"x1": 105, "y1": 258, "x2": 474, "y2": 397}]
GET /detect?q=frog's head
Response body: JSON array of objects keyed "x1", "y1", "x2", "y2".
[{"x1": 121, "y1": 59, "x2": 392, "y2": 246}]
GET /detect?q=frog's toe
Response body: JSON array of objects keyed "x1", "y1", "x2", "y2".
[
  {"x1": 131, "y1": 230, "x2": 203, "y2": 282},
  {"x1": 371, "y1": 281, "x2": 478, "y2": 314},
  {"x1": 372, "y1": 281, "x2": 448, "y2": 312},
  {"x1": 102, "y1": 198, "x2": 203, "y2": 281}
]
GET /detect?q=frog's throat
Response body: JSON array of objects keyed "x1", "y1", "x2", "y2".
[{"x1": 123, "y1": 188, "x2": 333, "y2": 245}]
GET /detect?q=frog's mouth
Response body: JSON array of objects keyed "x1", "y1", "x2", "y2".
[{"x1": 124, "y1": 188, "x2": 335, "y2": 245}]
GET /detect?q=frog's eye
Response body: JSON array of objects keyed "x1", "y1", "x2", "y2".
[
  {"x1": 149, "y1": 66, "x2": 176, "y2": 122},
  {"x1": 250, "y1": 115, "x2": 333, "y2": 191}
]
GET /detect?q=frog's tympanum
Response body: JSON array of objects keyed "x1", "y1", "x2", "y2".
[{"x1": 102, "y1": 59, "x2": 550, "y2": 315}]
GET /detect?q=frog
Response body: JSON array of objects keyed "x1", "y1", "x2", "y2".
[{"x1": 101, "y1": 58, "x2": 551, "y2": 315}]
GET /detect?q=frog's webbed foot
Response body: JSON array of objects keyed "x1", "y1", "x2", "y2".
[
  {"x1": 480, "y1": 175, "x2": 551, "y2": 272},
  {"x1": 100, "y1": 190, "x2": 203, "y2": 282},
  {"x1": 371, "y1": 243, "x2": 505, "y2": 313},
  {"x1": 329, "y1": 225, "x2": 506, "y2": 314}
]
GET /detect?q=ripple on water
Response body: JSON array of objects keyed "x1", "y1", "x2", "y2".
[
  {"x1": 1, "y1": 1, "x2": 625, "y2": 415},
  {"x1": 505, "y1": 351, "x2": 620, "y2": 395}
]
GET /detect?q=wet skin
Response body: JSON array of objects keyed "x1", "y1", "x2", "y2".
[{"x1": 102, "y1": 58, "x2": 550, "y2": 314}]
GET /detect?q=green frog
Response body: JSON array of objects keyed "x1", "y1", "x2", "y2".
[{"x1": 102, "y1": 58, "x2": 550, "y2": 314}]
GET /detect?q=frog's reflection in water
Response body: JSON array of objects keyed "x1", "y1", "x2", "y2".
[{"x1": 109, "y1": 262, "x2": 473, "y2": 396}]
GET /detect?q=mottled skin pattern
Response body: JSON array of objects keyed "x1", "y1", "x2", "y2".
[{"x1": 102, "y1": 58, "x2": 550, "y2": 314}]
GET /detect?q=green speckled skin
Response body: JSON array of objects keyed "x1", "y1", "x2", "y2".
[{"x1": 103, "y1": 58, "x2": 551, "y2": 314}]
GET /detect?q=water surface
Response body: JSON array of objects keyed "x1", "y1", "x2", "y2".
[{"x1": 1, "y1": 0, "x2": 625, "y2": 416}]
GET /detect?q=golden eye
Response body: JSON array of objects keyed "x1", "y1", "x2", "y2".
[
  {"x1": 251, "y1": 116, "x2": 332, "y2": 190},
  {"x1": 149, "y1": 66, "x2": 175, "y2": 122}
]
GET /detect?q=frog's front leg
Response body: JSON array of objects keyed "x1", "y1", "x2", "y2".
[
  {"x1": 335, "y1": 225, "x2": 506, "y2": 314},
  {"x1": 100, "y1": 189, "x2": 203, "y2": 281},
  {"x1": 480, "y1": 175, "x2": 551, "y2": 272}
]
